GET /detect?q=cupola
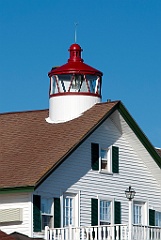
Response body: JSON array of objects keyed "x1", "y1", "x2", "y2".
[{"x1": 46, "y1": 43, "x2": 103, "y2": 123}]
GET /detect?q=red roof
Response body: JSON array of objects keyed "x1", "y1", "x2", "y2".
[{"x1": 48, "y1": 43, "x2": 103, "y2": 77}]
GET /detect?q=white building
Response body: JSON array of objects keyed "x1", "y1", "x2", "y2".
[{"x1": 0, "y1": 43, "x2": 161, "y2": 240}]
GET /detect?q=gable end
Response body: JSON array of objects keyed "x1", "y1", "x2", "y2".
[{"x1": 118, "y1": 102, "x2": 161, "y2": 168}]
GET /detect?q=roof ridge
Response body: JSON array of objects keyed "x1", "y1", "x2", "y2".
[
  {"x1": 96, "y1": 100, "x2": 120, "y2": 106},
  {"x1": 0, "y1": 101, "x2": 120, "y2": 116}
]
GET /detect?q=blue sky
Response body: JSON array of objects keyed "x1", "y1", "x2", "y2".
[{"x1": 0, "y1": 0, "x2": 161, "y2": 147}]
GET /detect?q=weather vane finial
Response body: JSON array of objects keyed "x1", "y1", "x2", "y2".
[{"x1": 74, "y1": 22, "x2": 78, "y2": 43}]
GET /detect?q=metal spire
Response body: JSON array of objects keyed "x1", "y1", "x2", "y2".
[{"x1": 74, "y1": 22, "x2": 78, "y2": 43}]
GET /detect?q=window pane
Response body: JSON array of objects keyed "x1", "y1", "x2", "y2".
[
  {"x1": 101, "y1": 149, "x2": 109, "y2": 170},
  {"x1": 134, "y1": 204, "x2": 142, "y2": 224},
  {"x1": 42, "y1": 216, "x2": 52, "y2": 230},
  {"x1": 101, "y1": 160, "x2": 108, "y2": 170},
  {"x1": 100, "y1": 200, "x2": 111, "y2": 225},
  {"x1": 101, "y1": 149, "x2": 107, "y2": 159},
  {"x1": 51, "y1": 77, "x2": 57, "y2": 94},
  {"x1": 101, "y1": 149, "x2": 111, "y2": 171},
  {"x1": 156, "y1": 212, "x2": 161, "y2": 226},
  {"x1": 64, "y1": 197, "x2": 74, "y2": 226},
  {"x1": 41, "y1": 198, "x2": 52, "y2": 214}
]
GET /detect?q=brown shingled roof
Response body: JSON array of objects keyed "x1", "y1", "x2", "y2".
[
  {"x1": 0, "y1": 101, "x2": 119, "y2": 189},
  {"x1": 10, "y1": 232, "x2": 43, "y2": 240},
  {"x1": 156, "y1": 148, "x2": 161, "y2": 157},
  {"x1": 0, "y1": 231, "x2": 16, "y2": 240}
]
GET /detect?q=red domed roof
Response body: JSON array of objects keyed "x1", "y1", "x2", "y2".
[
  {"x1": 48, "y1": 43, "x2": 103, "y2": 77},
  {"x1": 69, "y1": 43, "x2": 82, "y2": 52}
]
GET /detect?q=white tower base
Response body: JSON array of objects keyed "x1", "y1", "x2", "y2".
[{"x1": 46, "y1": 95, "x2": 101, "y2": 123}]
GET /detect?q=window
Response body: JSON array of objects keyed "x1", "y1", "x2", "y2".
[
  {"x1": 64, "y1": 195, "x2": 75, "y2": 227},
  {"x1": 134, "y1": 204, "x2": 142, "y2": 224},
  {"x1": 133, "y1": 202, "x2": 145, "y2": 225},
  {"x1": 100, "y1": 146, "x2": 119, "y2": 173},
  {"x1": 101, "y1": 148, "x2": 111, "y2": 171},
  {"x1": 100, "y1": 200, "x2": 111, "y2": 225},
  {"x1": 41, "y1": 198, "x2": 53, "y2": 230},
  {"x1": 156, "y1": 212, "x2": 161, "y2": 226},
  {"x1": 91, "y1": 143, "x2": 119, "y2": 173},
  {"x1": 91, "y1": 198, "x2": 121, "y2": 226}
]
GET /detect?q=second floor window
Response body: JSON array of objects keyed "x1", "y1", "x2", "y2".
[
  {"x1": 101, "y1": 148, "x2": 111, "y2": 171},
  {"x1": 91, "y1": 143, "x2": 119, "y2": 173}
]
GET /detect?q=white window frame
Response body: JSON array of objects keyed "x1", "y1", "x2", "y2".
[
  {"x1": 98, "y1": 196, "x2": 114, "y2": 226},
  {"x1": 133, "y1": 203, "x2": 142, "y2": 224},
  {"x1": 155, "y1": 211, "x2": 161, "y2": 226},
  {"x1": 41, "y1": 198, "x2": 53, "y2": 230},
  {"x1": 61, "y1": 192, "x2": 79, "y2": 228},
  {"x1": 133, "y1": 200, "x2": 147, "y2": 225},
  {"x1": 64, "y1": 195, "x2": 75, "y2": 227},
  {"x1": 99, "y1": 146, "x2": 112, "y2": 173}
]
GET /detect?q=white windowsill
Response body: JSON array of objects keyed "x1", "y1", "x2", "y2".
[
  {"x1": 33, "y1": 232, "x2": 44, "y2": 238},
  {"x1": 99, "y1": 170, "x2": 113, "y2": 175},
  {"x1": 42, "y1": 213, "x2": 53, "y2": 216}
]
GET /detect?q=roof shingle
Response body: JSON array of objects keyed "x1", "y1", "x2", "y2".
[
  {"x1": 0, "y1": 231, "x2": 16, "y2": 240},
  {"x1": 156, "y1": 148, "x2": 161, "y2": 157},
  {"x1": 0, "y1": 101, "x2": 118, "y2": 189}
]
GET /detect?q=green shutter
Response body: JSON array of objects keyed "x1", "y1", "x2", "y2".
[
  {"x1": 112, "y1": 146, "x2": 119, "y2": 173},
  {"x1": 91, "y1": 143, "x2": 99, "y2": 170},
  {"x1": 91, "y1": 198, "x2": 98, "y2": 226},
  {"x1": 54, "y1": 198, "x2": 61, "y2": 228},
  {"x1": 149, "y1": 209, "x2": 155, "y2": 226},
  {"x1": 33, "y1": 195, "x2": 41, "y2": 232},
  {"x1": 114, "y1": 201, "x2": 121, "y2": 224}
]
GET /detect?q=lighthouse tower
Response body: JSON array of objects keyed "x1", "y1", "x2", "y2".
[{"x1": 46, "y1": 43, "x2": 103, "y2": 123}]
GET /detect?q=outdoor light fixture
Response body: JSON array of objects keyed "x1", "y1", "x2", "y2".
[
  {"x1": 125, "y1": 186, "x2": 136, "y2": 201},
  {"x1": 125, "y1": 186, "x2": 136, "y2": 240}
]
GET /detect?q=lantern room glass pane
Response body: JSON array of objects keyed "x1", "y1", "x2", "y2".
[
  {"x1": 51, "y1": 76, "x2": 58, "y2": 94},
  {"x1": 57, "y1": 74, "x2": 73, "y2": 92},
  {"x1": 71, "y1": 75, "x2": 83, "y2": 91},
  {"x1": 86, "y1": 75, "x2": 101, "y2": 94},
  {"x1": 51, "y1": 74, "x2": 101, "y2": 94}
]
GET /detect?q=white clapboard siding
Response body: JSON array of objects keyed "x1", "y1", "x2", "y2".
[
  {"x1": 0, "y1": 208, "x2": 22, "y2": 223},
  {"x1": 111, "y1": 110, "x2": 161, "y2": 186},
  {"x1": 0, "y1": 192, "x2": 33, "y2": 237},
  {"x1": 36, "y1": 111, "x2": 161, "y2": 228}
]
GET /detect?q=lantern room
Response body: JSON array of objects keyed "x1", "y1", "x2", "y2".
[{"x1": 46, "y1": 43, "x2": 103, "y2": 123}]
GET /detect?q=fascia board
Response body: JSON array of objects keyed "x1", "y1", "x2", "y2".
[{"x1": 0, "y1": 186, "x2": 34, "y2": 194}]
